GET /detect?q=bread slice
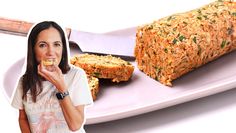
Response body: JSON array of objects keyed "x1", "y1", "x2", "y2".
[
  {"x1": 87, "y1": 75, "x2": 99, "y2": 100},
  {"x1": 71, "y1": 54, "x2": 134, "y2": 82},
  {"x1": 42, "y1": 59, "x2": 57, "y2": 66}
]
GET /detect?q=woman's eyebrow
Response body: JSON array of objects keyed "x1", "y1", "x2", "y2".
[
  {"x1": 37, "y1": 41, "x2": 47, "y2": 44},
  {"x1": 36, "y1": 41, "x2": 62, "y2": 44},
  {"x1": 54, "y1": 41, "x2": 62, "y2": 44}
]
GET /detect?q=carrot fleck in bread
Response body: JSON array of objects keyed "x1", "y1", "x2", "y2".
[
  {"x1": 87, "y1": 75, "x2": 99, "y2": 100},
  {"x1": 135, "y1": 1, "x2": 236, "y2": 86},
  {"x1": 71, "y1": 54, "x2": 134, "y2": 82}
]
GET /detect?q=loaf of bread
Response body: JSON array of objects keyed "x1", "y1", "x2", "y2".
[
  {"x1": 135, "y1": 1, "x2": 236, "y2": 86},
  {"x1": 71, "y1": 54, "x2": 134, "y2": 82},
  {"x1": 87, "y1": 75, "x2": 99, "y2": 100}
]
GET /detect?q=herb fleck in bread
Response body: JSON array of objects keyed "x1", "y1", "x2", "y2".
[{"x1": 71, "y1": 54, "x2": 134, "y2": 82}]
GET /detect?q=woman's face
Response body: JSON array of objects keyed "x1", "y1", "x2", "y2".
[{"x1": 34, "y1": 27, "x2": 63, "y2": 66}]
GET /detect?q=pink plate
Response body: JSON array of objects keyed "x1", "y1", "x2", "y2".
[{"x1": 2, "y1": 28, "x2": 236, "y2": 125}]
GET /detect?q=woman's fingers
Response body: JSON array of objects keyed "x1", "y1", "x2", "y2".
[
  {"x1": 38, "y1": 64, "x2": 66, "y2": 92},
  {"x1": 38, "y1": 63, "x2": 63, "y2": 86},
  {"x1": 37, "y1": 64, "x2": 48, "y2": 79}
]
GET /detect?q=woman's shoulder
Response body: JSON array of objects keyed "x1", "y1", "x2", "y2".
[
  {"x1": 67, "y1": 65, "x2": 86, "y2": 76},
  {"x1": 64, "y1": 65, "x2": 87, "y2": 84}
]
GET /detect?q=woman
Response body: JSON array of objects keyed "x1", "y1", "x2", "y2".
[{"x1": 11, "y1": 21, "x2": 93, "y2": 133}]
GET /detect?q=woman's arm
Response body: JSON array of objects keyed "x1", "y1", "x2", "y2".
[
  {"x1": 37, "y1": 63, "x2": 86, "y2": 131},
  {"x1": 59, "y1": 96, "x2": 85, "y2": 131},
  {"x1": 19, "y1": 109, "x2": 31, "y2": 133},
  {"x1": 56, "y1": 82, "x2": 85, "y2": 131}
]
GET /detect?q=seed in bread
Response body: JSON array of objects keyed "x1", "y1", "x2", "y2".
[
  {"x1": 135, "y1": 1, "x2": 236, "y2": 86},
  {"x1": 71, "y1": 54, "x2": 134, "y2": 82}
]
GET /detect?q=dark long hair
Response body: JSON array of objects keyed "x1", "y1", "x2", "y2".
[{"x1": 22, "y1": 21, "x2": 70, "y2": 102}]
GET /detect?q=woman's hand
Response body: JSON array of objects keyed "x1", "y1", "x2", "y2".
[{"x1": 37, "y1": 62, "x2": 67, "y2": 93}]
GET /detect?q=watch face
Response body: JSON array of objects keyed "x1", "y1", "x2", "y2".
[
  {"x1": 56, "y1": 91, "x2": 69, "y2": 100},
  {"x1": 56, "y1": 93, "x2": 64, "y2": 100}
]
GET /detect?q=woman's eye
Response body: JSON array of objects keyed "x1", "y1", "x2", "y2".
[
  {"x1": 54, "y1": 43, "x2": 62, "y2": 47},
  {"x1": 39, "y1": 43, "x2": 46, "y2": 48}
]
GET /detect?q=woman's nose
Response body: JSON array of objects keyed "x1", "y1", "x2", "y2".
[{"x1": 46, "y1": 45, "x2": 55, "y2": 55}]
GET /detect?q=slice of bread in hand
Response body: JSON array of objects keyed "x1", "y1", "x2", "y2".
[
  {"x1": 71, "y1": 54, "x2": 134, "y2": 82},
  {"x1": 42, "y1": 59, "x2": 57, "y2": 66}
]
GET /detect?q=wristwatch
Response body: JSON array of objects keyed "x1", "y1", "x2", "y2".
[{"x1": 56, "y1": 91, "x2": 69, "y2": 100}]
